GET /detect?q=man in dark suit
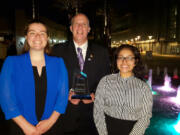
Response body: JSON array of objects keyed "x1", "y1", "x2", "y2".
[{"x1": 52, "y1": 13, "x2": 110, "y2": 135}]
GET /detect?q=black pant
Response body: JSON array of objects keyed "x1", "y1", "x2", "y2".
[
  {"x1": 62, "y1": 101, "x2": 98, "y2": 135},
  {"x1": 105, "y1": 113, "x2": 137, "y2": 135}
]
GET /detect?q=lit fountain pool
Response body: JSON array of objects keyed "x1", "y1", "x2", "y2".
[{"x1": 145, "y1": 74, "x2": 180, "y2": 135}]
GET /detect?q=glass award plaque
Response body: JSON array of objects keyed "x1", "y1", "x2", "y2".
[{"x1": 71, "y1": 72, "x2": 91, "y2": 100}]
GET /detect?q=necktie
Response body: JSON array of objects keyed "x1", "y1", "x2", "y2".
[{"x1": 77, "y1": 47, "x2": 84, "y2": 71}]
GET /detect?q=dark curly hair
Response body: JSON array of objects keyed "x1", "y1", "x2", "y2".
[
  {"x1": 22, "y1": 20, "x2": 51, "y2": 55},
  {"x1": 113, "y1": 44, "x2": 145, "y2": 81}
]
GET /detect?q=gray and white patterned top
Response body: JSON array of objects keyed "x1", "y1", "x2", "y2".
[{"x1": 93, "y1": 73, "x2": 153, "y2": 135}]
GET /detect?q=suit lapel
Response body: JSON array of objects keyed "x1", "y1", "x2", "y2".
[
  {"x1": 67, "y1": 41, "x2": 93, "y2": 73},
  {"x1": 68, "y1": 41, "x2": 80, "y2": 70},
  {"x1": 83, "y1": 42, "x2": 93, "y2": 73}
]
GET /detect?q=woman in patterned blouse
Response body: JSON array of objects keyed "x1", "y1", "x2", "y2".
[{"x1": 94, "y1": 44, "x2": 153, "y2": 135}]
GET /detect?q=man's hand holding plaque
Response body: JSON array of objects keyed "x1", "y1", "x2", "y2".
[
  {"x1": 82, "y1": 93, "x2": 95, "y2": 104},
  {"x1": 68, "y1": 91, "x2": 81, "y2": 105}
]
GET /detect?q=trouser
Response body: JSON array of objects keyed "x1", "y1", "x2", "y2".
[
  {"x1": 105, "y1": 113, "x2": 137, "y2": 135},
  {"x1": 61, "y1": 101, "x2": 98, "y2": 135}
]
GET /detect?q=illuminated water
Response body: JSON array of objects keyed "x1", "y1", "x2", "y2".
[
  {"x1": 174, "y1": 113, "x2": 180, "y2": 133},
  {"x1": 170, "y1": 86, "x2": 180, "y2": 105},
  {"x1": 157, "y1": 74, "x2": 176, "y2": 92},
  {"x1": 176, "y1": 86, "x2": 180, "y2": 99},
  {"x1": 145, "y1": 73, "x2": 180, "y2": 135},
  {"x1": 148, "y1": 69, "x2": 152, "y2": 88}
]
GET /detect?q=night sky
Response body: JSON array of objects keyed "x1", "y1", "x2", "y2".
[
  {"x1": 0, "y1": 0, "x2": 176, "y2": 41},
  {"x1": 0, "y1": 0, "x2": 133, "y2": 25}
]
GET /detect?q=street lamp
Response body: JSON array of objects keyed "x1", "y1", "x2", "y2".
[
  {"x1": 148, "y1": 36, "x2": 153, "y2": 51},
  {"x1": 136, "y1": 36, "x2": 141, "y2": 50},
  {"x1": 148, "y1": 36, "x2": 152, "y2": 40},
  {"x1": 137, "y1": 35, "x2": 141, "y2": 40}
]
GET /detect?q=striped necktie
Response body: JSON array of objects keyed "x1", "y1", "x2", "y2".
[{"x1": 77, "y1": 47, "x2": 84, "y2": 71}]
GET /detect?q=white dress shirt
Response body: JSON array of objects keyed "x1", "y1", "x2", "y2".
[{"x1": 74, "y1": 41, "x2": 88, "y2": 61}]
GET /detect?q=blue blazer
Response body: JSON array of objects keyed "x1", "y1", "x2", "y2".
[{"x1": 0, "y1": 52, "x2": 69, "y2": 125}]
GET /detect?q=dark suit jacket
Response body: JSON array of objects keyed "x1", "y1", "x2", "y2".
[
  {"x1": 52, "y1": 40, "x2": 110, "y2": 134},
  {"x1": 52, "y1": 40, "x2": 110, "y2": 93}
]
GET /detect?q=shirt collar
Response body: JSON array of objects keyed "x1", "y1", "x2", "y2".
[
  {"x1": 73, "y1": 41, "x2": 88, "y2": 51},
  {"x1": 117, "y1": 72, "x2": 134, "y2": 82}
]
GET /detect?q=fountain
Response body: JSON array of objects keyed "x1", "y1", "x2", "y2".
[
  {"x1": 170, "y1": 86, "x2": 180, "y2": 105},
  {"x1": 147, "y1": 69, "x2": 152, "y2": 88},
  {"x1": 156, "y1": 66, "x2": 160, "y2": 76},
  {"x1": 144, "y1": 64, "x2": 149, "y2": 79},
  {"x1": 164, "y1": 67, "x2": 168, "y2": 76},
  {"x1": 156, "y1": 74, "x2": 176, "y2": 92},
  {"x1": 149, "y1": 68, "x2": 180, "y2": 135},
  {"x1": 147, "y1": 69, "x2": 157, "y2": 95},
  {"x1": 176, "y1": 86, "x2": 180, "y2": 99},
  {"x1": 174, "y1": 113, "x2": 180, "y2": 133}
]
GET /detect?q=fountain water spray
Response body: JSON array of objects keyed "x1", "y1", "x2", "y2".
[
  {"x1": 156, "y1": 66, "x2": 160, "y2": 76},
  {"x1": 147, "y1": 69, "x2": 157, "y2": 95},
  {"x1": 170, "y1": 86, "x2": 180, "y2": 105},
  {"x1": 164, "y1": 67, "x2": 168, "y2": 76},
  {"x1": 147, "y1": 69, "x2": 152, "y2": 88},
  {"x1": 157, "y1": 74, "x2": 175, "y2": 92},
  {"x1": 174, "y1": 113, "x2": 180, "y2": 133},
  {"x1": 176, "y1": 86, "x2": 180, "y2": 99}
]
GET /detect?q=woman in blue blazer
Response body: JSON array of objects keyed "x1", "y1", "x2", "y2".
[{"x1": 0, "y1": 21, "x2": 69, "y2": 135}]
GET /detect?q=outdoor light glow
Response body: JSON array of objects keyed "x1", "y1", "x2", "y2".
[
  {"x1": 137, "y1": 35, "x2": 141, "y2": 40},
  {"x1": 173, "y1": 75, "x2": 179, "y2": 79},
  {"x1": 0, "y1": 36, "x2": 4, "y2": 41},
  {"x1": 53, "y1": 39, "x2": 57, "y2": 43},
  {"x1": 19, "y1": 37, "x2": 25, "y2": 43},
  {"x1": 152, "y1": 90, "x2": 158, "y2": 95},
  {"x1": 58, "y1": 40, "x2": 66, "y2": 43},
  {"x1": 157, "y1": 75, "x2": 176, "y2": 92},
  {"x1": 148, "y1": 35, "x2": 153, "y2": 40}
]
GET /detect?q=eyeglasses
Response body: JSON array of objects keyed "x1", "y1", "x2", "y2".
[{"x1": 117, "y1": 56, "x2": 135, "y2": 62}]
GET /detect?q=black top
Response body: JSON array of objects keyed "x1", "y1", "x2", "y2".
[
  {"x1": 8, "y1": 66, "x2": 62, "y2": 135},
  {"x1": 32, "y1": 66, "x2": 47, "y2": 122}
]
